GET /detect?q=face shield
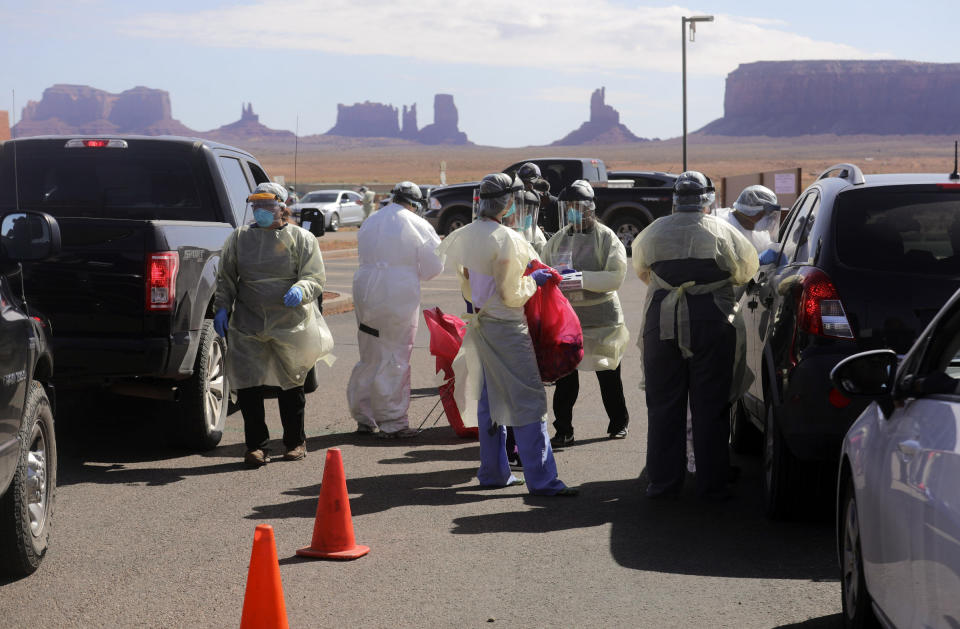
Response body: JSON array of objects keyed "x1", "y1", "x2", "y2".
[
  {"x1": 475, "y1": 174, "x2": 523, "y2": 221},
  {"x1": 558, "y1": 199, "x2": 596, "y2": 233},
  {"x1": 247, "y1": 192, "x2": 284, "y2": 228},
  {"x1": 498, "y1": 189, "x2": 528, "y2": 231}
]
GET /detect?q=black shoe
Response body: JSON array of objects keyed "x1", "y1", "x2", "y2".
[
  {"x1": 550, "y1": 432, "x2": 574, "y2": 448},
  {"x1": 609, "y1": 427, "x2": 628, "y2": 439},
  {"x1": 554, "y1": 487, "x2": 579, "y2": 497},
  {"x1": 507, "y1": 448, "x2": 523, "y2": 468}
]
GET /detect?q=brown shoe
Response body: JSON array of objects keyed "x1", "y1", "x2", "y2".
[
  {"x1": 244, "y1": 449, "x2": 268, "y2": 468},
  {"x1": 282, "y1": 443, "x2": 307, "y2": 461}
]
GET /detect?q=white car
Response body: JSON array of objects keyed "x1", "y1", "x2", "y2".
[
  {"x1": 293, "y1": 189, "x2": 365, "y2": 231},
  {"x1": 832, "y1": 288, "x2": 960, "y2": 628}
]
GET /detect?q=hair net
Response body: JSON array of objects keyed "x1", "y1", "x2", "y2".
[
  {"x1": 733, "y1": 185, "x2": 779, "y2": 216},
  {"x1": 673, "y1": 171, "x2": 715, "y2": 213},
  {"x1": 391, "y1": 181, "x2": 423, "y2": 209},
  {"x1": 476, "y1": 173, "x2": 522, "y2": 219},
  {"x1": 254, "y1": 182, "x2": 289, "y2": 203}
]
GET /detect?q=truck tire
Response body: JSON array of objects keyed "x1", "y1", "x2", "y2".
[
  {"x1": 441, "y1": 208, "x2": 472, "y2": 236},
  {"x1": 178, "y1": 320, "x2": 227, "y2": 450},
  {"x1": 0, "y1": 381, "x2": 56, "y2": 578},
  {"x1": 607, "y1": 213, "x2": 649, "y2": 255}
]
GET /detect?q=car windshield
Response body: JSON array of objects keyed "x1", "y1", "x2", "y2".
[
  {"x1": 835, "y1": 187, "x2": 960, "y2": 275},
  {"x1": 302, "y1": 192, "x2": 339, "y2": 203}
]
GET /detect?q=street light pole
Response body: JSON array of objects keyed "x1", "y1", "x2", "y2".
[{"x1": 681, "y1": 15, "x2": 713, "y2": 172}]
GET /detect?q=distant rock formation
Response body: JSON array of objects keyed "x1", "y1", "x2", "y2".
[
  {"x1": 552, "y1": 88, "x2": 647, "y2": 145},
  {"x1": 400, "y1": 104, "x2": 418, "y2": 140},
  {"x1": 700, "y1": 60, "x2": 960, "y2": 136},
  {"x1": 0, "y1": 111, "x2": 9, "y2": 141},
  {"x1": 417, "y1": 94, "x2": 470, "y2": 145},
  {"x1": 326, "y1": 101, "x2": 401, "y2": 137},
  {"x1": 206, "y1": 103, "x2": 294, "y2": 141},
  {"x1": 13, "y1": 84, "x2": 195, "y2": 137}
]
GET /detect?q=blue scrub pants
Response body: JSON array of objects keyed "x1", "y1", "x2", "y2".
[{"x1": 476, "y1": 378, "x2": 566, "y2": 495}]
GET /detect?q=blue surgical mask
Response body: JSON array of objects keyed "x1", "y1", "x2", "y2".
[
  {"x1": 522, "y1": 215, "x2": 533, "y2": 230},
  {"x1": 254, "y1": 208, "x2": 276, "y2": 227},
  {"x1": 566, "y1": 208, "x2": 583, "y2": 224},
  {"x1": 502, "y1": 201, "x2": 516, "y2": 219}
]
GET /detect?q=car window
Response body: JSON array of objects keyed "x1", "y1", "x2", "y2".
[
  {"x1": 218, "y1": 156, "x2": 252, "y2": 224},
  {"x1": 780, "y1": 191, "x2": 818, "y2": 263},
  {"x1": 793, "y1": 196, "x2": 821, "y2": 264},
  {"x1": 247, "y1": 162, "x2": 269, "y2": 186},
  {"x1": 303, "y1": 192, "x2": 338, "y2": 203},
  {"x1": 835, "y1": 187, "x2": 960, "y2": 275},
  {"x1": 345, "y1": 192, "x2": 361, "y2": 203}
]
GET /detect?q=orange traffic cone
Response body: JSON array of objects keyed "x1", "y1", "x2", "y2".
[
  {"x1": 296, "y1": 448, "x2": 370, "y2": 560},
  {"x1": 240, "y1": 524, "x2": 289, "y2": 629}
]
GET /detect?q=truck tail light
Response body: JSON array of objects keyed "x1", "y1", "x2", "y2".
[
  {"x1": 146, "y1": 252, "x2": 179, "y2": 312},
  {"x1": 64, "y1": 139, "x2": 129, "y2": 149},
  {"x1": 797, "y1": 269, "x2": 854, "y2": 339}
]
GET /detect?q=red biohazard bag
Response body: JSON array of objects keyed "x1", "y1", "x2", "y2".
[
  {"x1": 422, "y1": 307, "x2": 478, "y2": 438},
  {"x1": 524, "y1": 261, "x2": 584, "y2": 383}
]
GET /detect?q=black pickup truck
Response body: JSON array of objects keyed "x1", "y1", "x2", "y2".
[
  {"x1": 0, "y1": 210, "x2": 60, "y2": 577},
  {"x1": 0, "y1": 135, "x2": 279, "y2": 450},
  {"x1": 422, "y1": 158, "x2": 676, "y2": 250}
]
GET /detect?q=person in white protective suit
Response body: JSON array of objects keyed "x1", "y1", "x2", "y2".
[
  {"x1": 214, "y1": 183, "x2": 334, "y2": 468},
  {"x1": 713, "y1": 185, "x2": 781, "y2": 254},
  {"x1": 347, "y1": 181, "x2": 443, "y2": 438},
  {"x1": 436, "y1": 172, "x2": 577, "y2": 496},
  {"x1": 541, "y1": 180, "x2": 631, "y2": 446},
  {"x1": 632, "y1": 171, "x2": 758, "y2": 500}
]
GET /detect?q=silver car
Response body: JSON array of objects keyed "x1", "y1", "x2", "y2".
[
  {"x1": 832, "y1": 287, "x2": 960, "y2": 628},
  {"x1": 293, "y1": 189, "x2": 365, "y2": 231}
]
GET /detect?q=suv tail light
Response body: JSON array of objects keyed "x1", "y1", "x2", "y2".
[
  {"x1": 797, "y1": 269, "x2": 854, "y2": 339},
  {"x1": 146, "y1": 252, "x2": 179, "y2": 312}
]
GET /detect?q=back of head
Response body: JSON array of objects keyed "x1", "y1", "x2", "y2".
[
  {"x1": 477, "y1": 173, "x2": 522, "y2": 219},
  {"x1": 673, "y1": 171, "x2": 715, "y2": 213},
  {"x1": 733, "y1": 185, "x2": 779, "y2": 216},
  {"x1": 391, "y1": 181, "x2": 423, "y2": 210},
  {"x1": 517, "y1": 162, "x2": 542, "y2": 185}
]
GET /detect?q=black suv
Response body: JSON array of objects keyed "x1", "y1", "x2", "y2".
[
  {"x1": 735, "y1": 163, "x2": 960, "y2": 518},
  {"x1": 0, "y1": 210, "x2": 61, "y2": 577}
]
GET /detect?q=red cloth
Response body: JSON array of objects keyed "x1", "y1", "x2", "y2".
[
  {"x1": 523, "y1": 261, "x2": 584, "y2": 383},
  {"x1": 422, "y1": 307, "x2": 478, "y2": 438}
]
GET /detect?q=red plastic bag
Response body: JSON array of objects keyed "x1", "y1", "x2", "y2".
[
  {"x1": 524, "y1": 261, "x2": 584, "y2": 383},
  {"x1": 422, "y1": 307, "x2": 478, "y2": 439}
]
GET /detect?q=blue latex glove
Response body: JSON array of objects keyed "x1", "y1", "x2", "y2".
[
  {"x1": 758, "y1": 247, "x2": 779, "y2": 265},
  {"x1": 283, "y1": 286, "x2": 303, "y2": 307},
  {"x1": 561, "y1": 268, "x2": 578, "y2": 274},
  {"x1": 213, "y1": 308, "x2": 229, "y2": 337},
  {"x1": 531, "y1": 268, "x2": 553, "y2": 287}
]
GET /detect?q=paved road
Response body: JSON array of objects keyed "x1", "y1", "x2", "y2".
[{"x1": 0, "y1": 230, "x2": 843, "y2": 628}]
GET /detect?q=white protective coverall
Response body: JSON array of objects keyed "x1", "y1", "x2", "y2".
[
  {"x1": 347, "y1": 202, "x2": 443, "y2": 432},
  {"x1": 541, "y1": 222, "x2": 629, "y2": 371},
  {"x1": 631, "y1": 211, "x2": 759, "y2": 402},
  {"x1": 215, "y1": 224, "x2": 334, "y2": 390},
  {"x1": 714, "y1": 207, "x2": 778, "y2": 254}
]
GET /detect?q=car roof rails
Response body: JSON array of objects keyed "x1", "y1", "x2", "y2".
[{"x1": 817, "y1": 163, "x2": 865, "y2": 186}]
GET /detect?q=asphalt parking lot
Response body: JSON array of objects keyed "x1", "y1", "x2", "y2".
[{"x1": 0, "y1": 229, "x2": 843, "y2": 628}]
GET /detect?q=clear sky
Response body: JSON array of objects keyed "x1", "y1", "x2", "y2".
[{"x1": 1, "y1": 1, "x2": 956, "y2": 147}]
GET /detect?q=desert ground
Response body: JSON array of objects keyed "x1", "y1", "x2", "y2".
[{"x1": 245, "y1": 133, "x2": 960, "y2": 195}]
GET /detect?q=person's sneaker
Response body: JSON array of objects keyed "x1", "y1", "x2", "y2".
[
  {"x1": 355, "y1": 425, "x2": 377, "y2": 435},
  {"x1": 377, "y1": 427, "x2": 419, "y2": 439},
  {"x1": 550, "y1": 432, "x2": 574, "y2": 448},
  {"x1": 554, "y1": 487, "x2": 579, "y2": 497},
  {"x1": 609, "y1": 427, "x2": 628, "y2": 439},
  {"x1": 507, "y1": 448, "x2": 523, "y2": 468},
  {"x1": 282, "y1": 443, "x2": 307, "y2": 461},
  {"x1": 244, "y1": 450, "x2": 268, "y2": 468}
]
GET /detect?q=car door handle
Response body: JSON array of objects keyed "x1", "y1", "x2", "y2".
[{"x1": 897, "y1": 440, "x2": 921, "y2": 458}]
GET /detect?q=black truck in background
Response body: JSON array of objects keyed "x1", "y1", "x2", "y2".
[
  {"x1": 0, "y1": 135, "x2": 278, "y2": 450},
  {"x1": 422, "y1": 158, "x2": 677, "y2": 250}
]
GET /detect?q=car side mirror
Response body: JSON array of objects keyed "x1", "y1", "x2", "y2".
[
  {"x1": 1, "y1": 211, "x2": 62, "y2": 261},
  {"x1": 830, "y1": 350, "x2": 898, "y2": 398}
]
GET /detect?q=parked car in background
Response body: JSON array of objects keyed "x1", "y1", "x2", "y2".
[
  {"x1": 0, "y1": 135, "x2": 280, "y2": 450},
  {"x1": 293, "y1": 189, "x2": 364, "y2": 231},
  {"x1": 423, "y1": 158, "x2": 676, "y2": 251},
  {"x1": 832, "y1": 288, "x2": 960, "y2": 629},
  {"x1": 0, "y1": 210, "x2": 60, "y2": 577},
  {"x1": 734, "y1": 163, "x2": 960, "y2": 519}
]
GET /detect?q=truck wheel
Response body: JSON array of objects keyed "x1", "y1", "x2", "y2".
[
  {"x1": 328, "y1": 213, "x2": 340, "y2": 232},
  {"x1": 607, "y1": 214, "x2": 648, "y2": 255},
  {"x1": 441, "y1": 209, "x2": 471, "y2": 236},
  {"x1": 762, "y1": 402, "x2": 802, "y2": 519},
  {"x1": 729, "y1": 398, "x2": 761, "y2": 454},
  {"x1": 178, "y1": 320, "x2": 227, "y2": 450},
  {"x1": 0, "y1": 381, "x2": 56, "y2": 578}
]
